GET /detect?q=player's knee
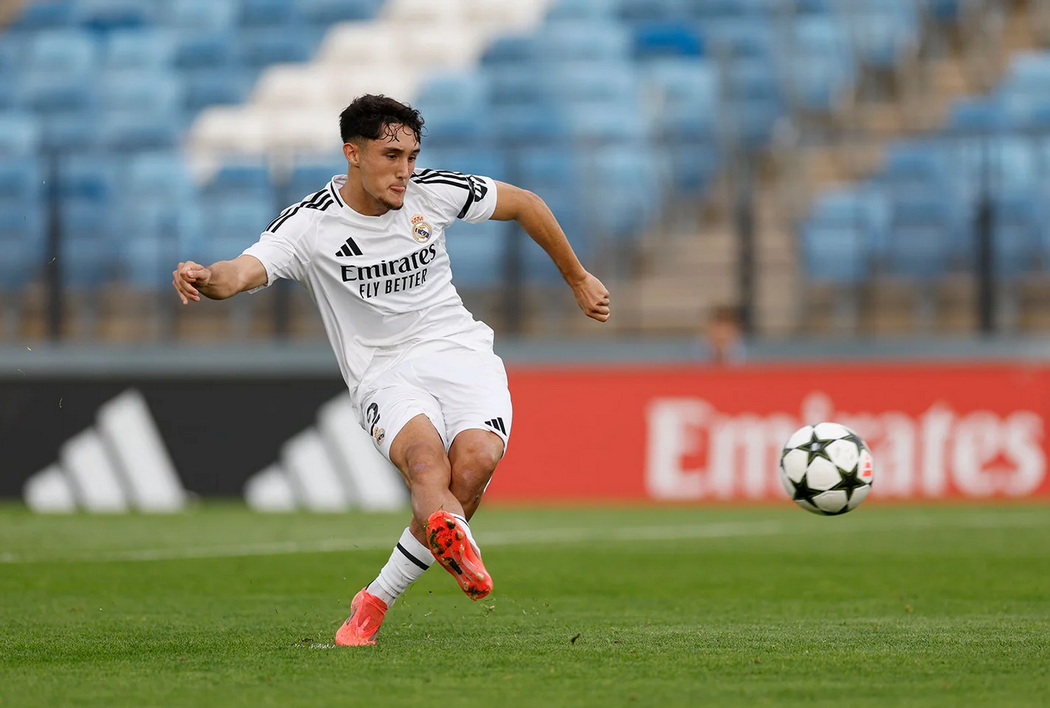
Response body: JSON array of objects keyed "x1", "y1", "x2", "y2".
[
  {"x1": 403, "y1": 448, "x2": 450, "y2": 490},
  {"x1": 450, "y1": 447, "x2": 499, "y2": 502}
]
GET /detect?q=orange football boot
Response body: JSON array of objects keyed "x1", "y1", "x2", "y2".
[
  {"x1": 426, "y1": 510, "x2": 493, "y2": 600},
  {"x1": 334, "y1": 587, "x2": 388, "y2": 646}
]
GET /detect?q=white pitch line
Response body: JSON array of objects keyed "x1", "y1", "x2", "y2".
[
  {"x1": 1, "y1": 513, "x2": 1047, "y2": 565},
  {"x1": 0, "y1": 520, "x2": 785, "y2": 565}
]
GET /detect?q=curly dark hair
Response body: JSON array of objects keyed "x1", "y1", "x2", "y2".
[{"x1": 339, "y1": 94, "x2": 424, "y2": 145}]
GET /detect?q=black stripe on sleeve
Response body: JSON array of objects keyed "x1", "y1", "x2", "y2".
[{"x1": 457, "y1": 184, "x2": 476, "y2": 219}]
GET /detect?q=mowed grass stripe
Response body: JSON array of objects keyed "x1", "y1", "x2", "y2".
[{"x1": 0, "y1": 507, "x2": 1047, "y2": 564}]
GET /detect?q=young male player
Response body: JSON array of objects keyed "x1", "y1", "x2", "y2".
[{"x1": 172, "y1": 95, "x2": 610, "y2": 645}]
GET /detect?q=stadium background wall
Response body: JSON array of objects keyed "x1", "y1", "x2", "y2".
[{"x1": 3, "y1": 357, "x2": 1050, "y2": 502}]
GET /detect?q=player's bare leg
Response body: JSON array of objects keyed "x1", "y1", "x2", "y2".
[
  {"x1": 447, "y1": 428, "x2": 504, "y2": 521},
  {"x1": 420, "y1": 428, "x2": 504, "y2": 599},
  {"x1": 337, "y1": 415, "x2": 460, "y2": 645},
  {"x1": 336, "y1": 419, "x2": 502, "y2": 644}
]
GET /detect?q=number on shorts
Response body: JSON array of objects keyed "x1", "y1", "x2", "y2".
[{"x1": 365, "y1": 402, "x2": 381, "y2": 437}]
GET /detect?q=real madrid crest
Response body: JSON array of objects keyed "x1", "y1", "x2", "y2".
[{"x1": 410, "y1": 213, "x2": 432, "y2": 244}]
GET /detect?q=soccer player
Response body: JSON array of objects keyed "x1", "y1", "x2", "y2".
[{"x1": 172, "y1": 95, "x2": 611, "y2": 645}]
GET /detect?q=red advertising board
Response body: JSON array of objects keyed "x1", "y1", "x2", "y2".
[{"x1": 488, "y1": 363, "x2": 1050, "y2": 502}]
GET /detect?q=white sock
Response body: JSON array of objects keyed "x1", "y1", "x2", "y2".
[
  {"x1": 366, "y1": 528, "x2": 433, "y2": 607},
  {"x1": 451, "y1": 513, "x2": 481, "y2": 555}
]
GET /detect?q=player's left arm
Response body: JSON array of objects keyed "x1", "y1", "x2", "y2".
[{"x1": 489, "y1": 181, "x2": 610, "y2": 322}]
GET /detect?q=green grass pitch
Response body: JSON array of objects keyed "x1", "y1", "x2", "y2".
[{"x1": 0, "y1": 504, "x2": 1047, "y2": 707}]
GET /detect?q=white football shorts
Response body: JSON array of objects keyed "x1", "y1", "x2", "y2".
[{"x1": 358, "y1": 347, "x2": 513, "y2": 461}]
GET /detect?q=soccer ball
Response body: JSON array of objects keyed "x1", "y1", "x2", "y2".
[{"x1": 779, "y1": 422, "x2": 874, "y2": 515}]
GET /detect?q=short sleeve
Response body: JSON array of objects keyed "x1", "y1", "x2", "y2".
[
  {"x1": 410, "y1": 170, "x2": 498, "y2": 226},
  {"x1": 240, "y1": 212, "x2": 313, "y2": 292}
]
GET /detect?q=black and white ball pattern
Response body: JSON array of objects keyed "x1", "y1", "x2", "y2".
[{"x1": 779, "y1": 422, "x2": 874, "y2": 515}]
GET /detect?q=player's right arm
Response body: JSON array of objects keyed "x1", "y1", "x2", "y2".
[{"x1": 172, "y1": 255, "x2": 267, "y2": 304}]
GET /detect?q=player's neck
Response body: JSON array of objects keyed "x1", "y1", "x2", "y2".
[{"x1": 339, "y1": 179, "x2": 391, "y2": 218}]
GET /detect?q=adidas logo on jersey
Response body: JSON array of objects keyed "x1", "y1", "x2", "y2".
[
  {"x1": 335, "y1": 237, "x2": 364, "y2": 258},
  {"x1": 484, "y1": 417, "x2": 507, "y2": 435}
]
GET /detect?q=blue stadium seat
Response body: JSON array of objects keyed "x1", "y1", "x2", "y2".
[
  {"x1": 578, "y1": 145, "x2": 662, "y2": 240},
  {"x1": 10, "y1": 0, "x2": 76, "y2": 31},
  {"x1": 802, "y1": 189, "x2": 888, "y2": 283},
  {"x1": 57, "y1": 155, "x2": 119, "y2": 201},
  {"x1": 631, "y1": 22, "x2": 704, "y2": 60},
  {"x1": 59, "y1": 198, "x2": 118, "y2": 287},
  {"x1": 124, "y1": 152, "x2": 197, "y2": 202},
  {"x1": 991, "y1": 192, "x2": 1046, "y2": 277},
  {"x1": 483, "y1": 65, "x2": 548, "y2": 107},
  {"x1": 565, "y1": 101, "x2": 649, "y2": 144},
  {"x1": 1003, "y1": 52, "x2": 1050, "y2": 94},
  {"x1": 617, "y1": 0, "x2": 691, "y2": 23},
  {"x1": 947, "y1": 97, "x2": 1007, "y2": 133},
  {"x1": 193, "y1": 197, "x2": 275, "y2": 264},
  {"x1": 203, "y1": 164, "x2": 275, "y2": 202},
  {"x1": 695, "y1": 0, "x2": 770, "y2": 18},
  {"x1": 299, "y1": 0, "x2": 382, "y2": 24},
  {"x1": 844, "y1": 0, "x2": 920, "y2": 70},
  {"x1": 702, "y1": 19, "x2": 775, "y2": 60},
  {"x1": 115, "y1": 201, "x2": 185, "y2": 288},
  {"x1": 286, "y1": 156, "x2": 345, "y2": 203},
  {"x1": 0, "y1": 203, "x2": 48, "y2": 290},
  {"x1": 418, "y1": 104, "x2": 494, "y2": 148},
  {"x1": 238, "y1": 27, "x2": 319, "y2": 69},
  {"x1": 642, "y1": 59, "x2": 718, "y2": 140},
  {"x1": 15, "y1": 72, "x2": 96, "y2": 114},
  {"x1": 879, "y1": 142, "x2": 953, "y2": 195},
  {"x1": 27, "y1": 29, "x2": 99, "y2": 72},
  {"x1": 98, "y1": 111, "x2": 183, "y2": 152},
  {"x1": 445, "y1": 219, "x2": 508, "y2": 289},
  {"x1": 41, "y1": 112, "x2": 102, "y2": 153},
  {"x1": 659, "y1": 142, "x2": 719, "y2": 193},
  {"x1": 239, "y1": 0, "x2": 305, "y2": 27},
  {"x1": 74, "y1": 0, "x2": 155, "y2": 34},
  {"x1": 883, "y1": 193, "x2": 962, "y2": 276},
  {"x1": 415, "y1": 72, "x2": 489, "y2": 111},
  {"x1": 547, "y1": 0, "x2": 617, "y2": 22},
  {"x1": 163, "y1": 0, "x2": 238, "y2": 29},
  {"x1": 174, "y1": 29, "x2": 240, "y2": 70},
  {"x1": 0, "y1": 33, "x2": 25, "y2": 73},
  {"x1": 183, "y1": 68, "x2": 255, "y2": 113},
  {"x1": 537, "y1": 21, "x2": 630, "y2": 64},
  {"x1": 0, "y1": 156, "x2": 45, "y2": 203},
  {"x1": 517, "y1": 148, "x2": 578, "y2": 190},
  {"x1": 480, "y1": 34, "x2": 540, "y2": 66},
  {"x1": 0, "y1": 113, "x2": 43, "y2": 156},
  {"x1": 104, "y1": 30, "x2": 177, "y2": 71},
  {"x1": 100, "y1": 71, "x2": 184, "y2": 114},
  {"x1": 802, "y1": 220, "x2": 869, "y2": 284},
  {"x1": 786, "y1": 16, "x2": 855, "y2": 113},
  {"x1": 492, "y1": 104, "x2": 571, "y2": 147},
  {"x1": 546, "y1": 63, "x2": 639, "y2": 105}
]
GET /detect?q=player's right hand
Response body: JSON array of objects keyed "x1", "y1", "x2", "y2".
[{"x1": 173, "y1": 261, "x2": 211, "y2": 305}]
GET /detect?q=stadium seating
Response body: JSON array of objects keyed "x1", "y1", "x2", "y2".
[
  {"x1": 0, "y1": 0, "x2": 972, "y2": 297},
  {"x1": 799, "y1": 44, "x2": 1050, "y2": 285}
]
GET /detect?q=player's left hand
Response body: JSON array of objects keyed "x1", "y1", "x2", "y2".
[{"x1": 571, "y1": 272, "x2": 610, "y2": 322}]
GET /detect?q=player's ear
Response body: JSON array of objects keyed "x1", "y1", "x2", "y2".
[{"x1": 343, "y1": 142, "x2": 360, "y2": 167}]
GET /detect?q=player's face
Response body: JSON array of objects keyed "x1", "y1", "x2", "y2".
[{"x1": 356, "y1": 124, "x2": 419, "y2": 212}]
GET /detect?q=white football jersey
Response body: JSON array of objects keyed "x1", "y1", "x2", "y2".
[{"x1": 242, "y1": 169, "x2": 499, "y2": 404}]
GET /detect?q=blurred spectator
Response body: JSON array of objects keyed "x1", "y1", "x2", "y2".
[{"x1": 693, "y1": 304, "x2": 747, "y2": 366}]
